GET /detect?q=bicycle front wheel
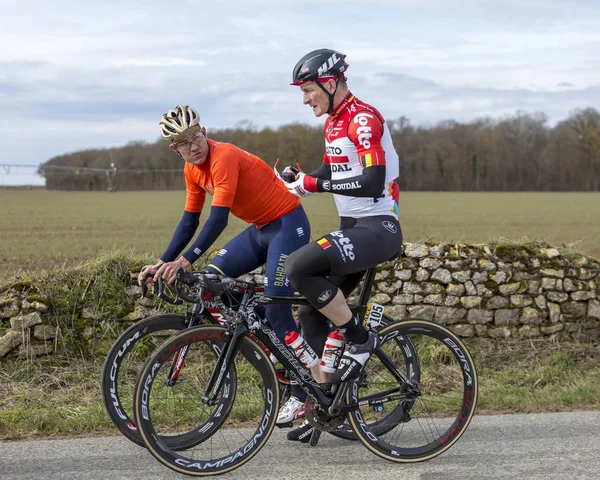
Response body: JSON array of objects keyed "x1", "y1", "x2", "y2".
[
  {"x1": 134, "y1": 325, "x2": 280, "y2": 476},
  {"x1": 347, "y1": 319, "x2": 478, "y2": 462}
]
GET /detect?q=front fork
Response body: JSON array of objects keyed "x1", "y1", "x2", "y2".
[
  {"x1": 163, "y1": 308, "x2": 212, "y2": 386},
  {"x1": 202, "y1": 323, "x2": 247, "y2": 405},
  {"x1": 165, "y1": 345, "x2": 189, "y2": 386}
]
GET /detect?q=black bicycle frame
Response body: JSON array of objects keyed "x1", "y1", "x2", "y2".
[{"x1": 200, "y1": 266, "x2": 390, "y2": 411}]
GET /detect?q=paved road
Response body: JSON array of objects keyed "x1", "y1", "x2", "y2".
[{"x1": 1, "y1": 411, "x2": 599, "y2": 479}]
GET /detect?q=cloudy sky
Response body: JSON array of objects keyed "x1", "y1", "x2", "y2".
[{"x1": 1, "y1": 0, "x2": 599, "y2": 185}]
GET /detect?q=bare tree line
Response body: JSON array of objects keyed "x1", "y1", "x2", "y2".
[{"x1": 41, "y1": 107, "x2": 600, "y2": 191}]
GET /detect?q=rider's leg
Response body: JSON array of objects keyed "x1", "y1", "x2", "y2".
[
  {"x1": 205, "y1": 207, "x2": 308, "y2": 338},
  {"x1": 259, "y1": 206, "x2": 310, "y2": 340},
  {"x1": 206, "y1": 224, "x2": 263, "y2": 277},
  {"x1": 205, "y1": 209, "x2": 311, "y2": 425},
  {"x1": 297, "y1": 272, "x2": 364, "y2": 383},
  {"x1": 319, "y1": 290, "x2": 368, "y2": 342},
  {"x1": 259, "y1": 207, "x2": 311, "y2": 423},
  {"x1": 286, "y1": 217, "x2": 403, "y2": 384},
  {"x1": 205, "y1": 225, "x2": 267, "y2": 317},
  {"x1": 286, "y1": 240, "x2": 368, "y2": 330},
  {"x1": 286, "y1": 241, "x2": 374, "y2": 386},
  {"x1": 296, "y1": 305, "x2": 330, "y2": 383}
]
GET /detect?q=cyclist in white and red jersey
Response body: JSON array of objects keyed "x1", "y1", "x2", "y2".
[{"x1": 280, "y1": 48, "x2": 403, "y2": 442}]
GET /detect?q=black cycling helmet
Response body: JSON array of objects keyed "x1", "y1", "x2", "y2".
[
  {"x1": 291, "y1": 48, "x2": 349, "y2": 114},
  {"x1": 291, "y1": 48, "x2": 349, "y2": 86}
]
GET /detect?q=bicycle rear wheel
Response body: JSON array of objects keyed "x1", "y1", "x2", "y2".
[
  {"x1": 347, "y1": 319, "x2": 478, "y2": 462},
  {"x1": 101, "y1": 314, "x2": 191, "y2": 446},
  {"x1": 134, "y1": 325, "x2": 280, "y2": 476},
  {"x1": 101, "y1": 313, "x2": 234, "y2": 450}
]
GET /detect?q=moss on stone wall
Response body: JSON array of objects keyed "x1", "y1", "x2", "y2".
[{"x1": 0, "y1": 242, "x2": 598, "y2": 362}]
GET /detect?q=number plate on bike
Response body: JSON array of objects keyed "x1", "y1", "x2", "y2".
[{"x1": 365, "y1": 302, "x2": 384, "y2": 328}]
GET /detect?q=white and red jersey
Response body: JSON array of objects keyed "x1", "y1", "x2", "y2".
[{"x1": 323, "y1": 92, "x2": 399, "y2": 218}]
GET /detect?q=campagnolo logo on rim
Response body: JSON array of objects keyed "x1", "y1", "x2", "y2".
[{"x1": 176, "y1": 388, "x2": 275, "y2": 470}]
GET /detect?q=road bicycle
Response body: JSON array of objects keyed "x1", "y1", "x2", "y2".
[
  {"x1": 101, "y1": 266, "x2": 413, "y2": 448},
  {"x1": 132, "y1": 270, "x2": 478, "y2": 476}
]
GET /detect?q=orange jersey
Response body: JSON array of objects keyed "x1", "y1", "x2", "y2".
[{"x1": 184, "y1": 140, "x2": 300, "y2": 226}]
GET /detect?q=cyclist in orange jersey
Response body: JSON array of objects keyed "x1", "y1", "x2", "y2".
[{"x1": 138, "y1": 105, "x2": 311, "y2": 415}]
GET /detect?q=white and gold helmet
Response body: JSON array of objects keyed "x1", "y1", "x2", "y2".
[{"x1": 159, "y1": 105, "x2": 200, "y2": 141}]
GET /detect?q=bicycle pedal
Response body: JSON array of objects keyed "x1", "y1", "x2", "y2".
[
  {"x1": 276, "y1": 422, "x2": 294, "y2": 429},
  {"x1": 309, "y1": 429, "x2": 322, "y2": 446}
]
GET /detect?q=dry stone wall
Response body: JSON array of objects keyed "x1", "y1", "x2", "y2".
[
  {"x1": 1, "y1": 243, "x2": 598, "y2": 360},
  {"x1": 361, "y1": 243, "x2": 599, "y2": 340}
]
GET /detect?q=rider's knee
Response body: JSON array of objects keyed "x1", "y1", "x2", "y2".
[
  {"x1": 284, "y1": 249, "x2": 305, "y2": 285},
  {"x1": 285, "y1": 243, "x2": 329, "y2": 287}
]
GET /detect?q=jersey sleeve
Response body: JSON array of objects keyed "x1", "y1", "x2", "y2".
[
  {"x1": 210, "y1": 148, "x2": 241, "y2": 208},
  {"x1": 184, "y1": 169, "x2": 207, "y2": 213},
  {"x1": 347, "y1": 110, "x2": 386, "y2": 168}
]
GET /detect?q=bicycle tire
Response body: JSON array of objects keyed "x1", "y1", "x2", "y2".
[
  {"x1": 134, "y1": 324, "x2": 280, "y2": 476},
  {"x1": 101, "y1": 313, "x2": 235, "y2": 450},
  {"x1": 347, "y1": 318, "x2": 478, "y2": 462}
]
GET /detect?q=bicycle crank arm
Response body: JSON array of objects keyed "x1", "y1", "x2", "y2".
[{"x1": 309, "y1": 428, "x2": 322, "y2": 447}]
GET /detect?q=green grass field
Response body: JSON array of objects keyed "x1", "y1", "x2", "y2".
[
  {"x1": 1, "y1": 189, "x2": 599, "y2": 440},
  {"x1": 1, "y1": 190, "x2": 599, "y2": 281}
]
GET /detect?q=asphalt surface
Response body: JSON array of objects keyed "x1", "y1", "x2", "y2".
[{"x1": 1, "y1": 411, "x2": 598, "y2": 479}]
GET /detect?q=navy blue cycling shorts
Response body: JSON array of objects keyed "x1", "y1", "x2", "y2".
[{"x1": 206, "y1": 205, "x2": 310, "y2": 340}]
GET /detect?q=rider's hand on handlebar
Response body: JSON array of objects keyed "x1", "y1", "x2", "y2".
[
  {"x1": 154, "y1": 257, "x2": 191, "y2": 285},
  {"x1": 138, "y1": 263, "x2": 163, "y2": 286}
]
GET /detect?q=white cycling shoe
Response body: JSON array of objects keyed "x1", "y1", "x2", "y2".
[{"x1": 276, "y1": 397, "x2": 305, "y2": 426}]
